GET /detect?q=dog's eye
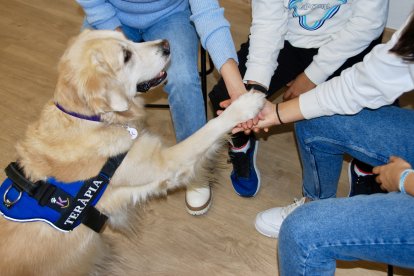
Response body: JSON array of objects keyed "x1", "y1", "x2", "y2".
[{"x1": 123, "y1": 48, "x2": 132, "y2": 63}]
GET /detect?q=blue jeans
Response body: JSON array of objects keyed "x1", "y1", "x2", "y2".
[
  {"x1": 278, "y1": 106, "x2": 414, "y2": 275},
  {"x1": 279, "y1": 193, "x2": 414, "y2": 275},
  {"x1": 84, "y1": 9, "x2": 206, "y2": 142},
  {"x1": 295, "y1": 106, "x2": 414, "y2": 200}
]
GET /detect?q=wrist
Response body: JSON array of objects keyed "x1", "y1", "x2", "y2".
[
  {"x1": 275, "y1": 103, "x2": 284, "y2": 125},
  {"x1": 399, "y1": 169, "x2": 414, "y2": 194}
]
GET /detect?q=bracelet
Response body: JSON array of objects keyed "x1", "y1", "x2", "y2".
[
  {"x1": 275, "y1": 103, "x2": 284, "y2": 124},
  {"x1": 245, "y1": 83, "x2": 268, "y2": 94},
  {"x1": 399, "y1": 169, "x2": 414, "y2": 194}
]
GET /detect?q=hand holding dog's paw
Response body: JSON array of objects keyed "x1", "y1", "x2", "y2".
[{"x1": 224, "y1": 92, "x2": 265, "y2": 125}]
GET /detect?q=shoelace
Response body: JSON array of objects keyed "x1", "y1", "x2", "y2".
[{"x1": 281, "y1": 197, "x2": 306, "y2": 218}]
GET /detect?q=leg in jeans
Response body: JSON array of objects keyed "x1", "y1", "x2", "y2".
[
  {"x1": 141, "y1": 10, "x2": 210, "y2": 215},
  {"x1": 143, "y1": 10, "x2": 206, "y2": 142},
  {"x1": 278, "y1": 193, "x2": 414, "y2": 275},
  {"x1": 277, "y1": 106, "x2": 414, "y2": 274},
  {"x1": 295, "y1": 106, "x2": 414, "y2": 200}
]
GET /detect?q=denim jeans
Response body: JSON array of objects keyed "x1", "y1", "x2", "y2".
[
  {"x1": 84, "y1": 9, "x2": 206, "y2": 142},
  {"x1": 279, "y1": 193, "x2": 414, "y2": 275},
  {"x1": 277, "y1": 105, "x2": 414, "y2": 275}
]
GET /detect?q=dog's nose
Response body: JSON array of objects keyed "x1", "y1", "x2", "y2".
[{"x1": 162, "y1": 40, "x2": 170, "y2": 56}]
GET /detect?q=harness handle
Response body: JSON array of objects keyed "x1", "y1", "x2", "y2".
[{"x1": 5, "y1": 163, "x2": 39, "y2": 196}]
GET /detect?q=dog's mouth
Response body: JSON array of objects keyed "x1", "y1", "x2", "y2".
[{"x1": 136, "y1": 71, "x2": 167, "y2": 93}]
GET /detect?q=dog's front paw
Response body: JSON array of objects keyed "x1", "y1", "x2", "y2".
[{"x1": 224, "y1": 92, "x2": 265, "y2": 124}]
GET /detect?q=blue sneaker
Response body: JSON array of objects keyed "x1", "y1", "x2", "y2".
[
  {"x1": 229, "y1": 135, "x2": 260, "y2": 197},
  {"x1": 348, "y1": 159, "x2": 386, "y2": 197}
]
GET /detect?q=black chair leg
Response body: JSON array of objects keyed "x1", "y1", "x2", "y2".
[
  {"x1": 199, "y1": 47, "x2": 214, "y2": 118},
  {"x1": 387, "y1": 264, "x2": 394, "y2": 276},
  {"x1": 145, "y1": 45, "x2": 214, "y2": 119}
]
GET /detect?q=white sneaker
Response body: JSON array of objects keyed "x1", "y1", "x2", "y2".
[
  {"x1": 255, "y1": 197, "x2": 306, "y2": 238},
  {"x1": 185, "y1": 184, "x2": 212, "y2": 216}
]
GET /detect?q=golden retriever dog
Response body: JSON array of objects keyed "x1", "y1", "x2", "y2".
[{"x1": 0, "y1": 29, "x2": 265, "y2": 275}]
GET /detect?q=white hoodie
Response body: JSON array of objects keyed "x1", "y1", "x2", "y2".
[
  {"x1": 244, "y1": 0, "x2": 388, "y2": 88},
  {"x1": 299, "y1": 17, "x2": 414, "y2": 119}
]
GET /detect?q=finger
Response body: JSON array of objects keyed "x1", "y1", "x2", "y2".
[
  {"x1": 389, "y1": 156, "x2": 398, "y2": 162},
  {"x1": 219, "y1": 99, "x2": 232, "y2": 108},
  {"x1": 216, "y1": 110, "x2": 223, "y2": 116},
  {"x1": 232, "y1": 127, "x2": 244, "y2": 134},
  {"x1": 247, "y1": 119, "x2": 253, "y2": 129},
  {"x1": 375, "y1": 175, "x2": 382, "y2": 184},
  {"x1": 372, "y1": 166, "x2": 381, "y2": 174},
  {"x1": 283, "y1": 89, "x2": 293, "y2": 101},
  {"x1": 258, "y1": 113, "x2": 265, "y2": 120},
  {"x1": 244, "y1": 129, "x2": 251, "y2": 135},
  {"x1": 286, "y1": 81, "x2": 293, "y2": 87},
  {"x1": 291, "y1": 91, "x2": 299, "y2": 99}
]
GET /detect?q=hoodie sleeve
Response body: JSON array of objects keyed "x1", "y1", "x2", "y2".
[
  {"x1": 189, "y1": 0, "x2": 238, "y2": 71},
  {"x1": 243, "y1": 0, "x2": 288, "y2": 88},
  {"x1": 76, "y1": 0, "x2": 121, "y2": 30},
  {"x1": 299, "y1": 24, "x2": 414, "y2": 119}
]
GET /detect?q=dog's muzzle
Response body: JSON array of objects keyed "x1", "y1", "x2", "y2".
[{"x1": 136, "y1": 71, "x2": 167, "y2": 93}]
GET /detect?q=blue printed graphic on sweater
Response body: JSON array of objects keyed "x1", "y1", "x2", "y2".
[{"x1": 288, "y1": 0, "x2": 347, "y2": 30}]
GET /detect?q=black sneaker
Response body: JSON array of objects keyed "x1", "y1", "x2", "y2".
[
  {"x1": 348, "y1": 159, "x2": 386, "y2": 197},
  {"x1": 229, "y1": 135, "x2": 260, "y2": 197}
]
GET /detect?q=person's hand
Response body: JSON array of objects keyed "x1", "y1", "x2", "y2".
[
  {"x1": 373, "y1": 156, "x2": 412, "y2": 192},
  {"x1": 283, "y1": 72, "x2": 316, "y2": 101},
  {"x1": 218, "y1": 89, "x2": 262, "y2": 131},
  {"x1": 232, "y1": 100, "x2": 277, "y2": 134}
]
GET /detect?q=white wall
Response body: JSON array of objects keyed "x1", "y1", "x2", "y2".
[{"x1": 387, "y1": 0, "x2": 414, "y2": 29}]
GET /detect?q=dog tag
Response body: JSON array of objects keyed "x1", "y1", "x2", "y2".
[{"x1": 126, "y1": 126, "x2": 138, "y2": 139}]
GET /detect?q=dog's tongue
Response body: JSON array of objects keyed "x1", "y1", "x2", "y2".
[{"x1": 136, "y1": 71, "x2": 167, "y2": 93}]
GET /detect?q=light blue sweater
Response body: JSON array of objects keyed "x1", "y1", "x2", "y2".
[{"x1": 76, "y1": 0, "x2": 238, "y2": 70}]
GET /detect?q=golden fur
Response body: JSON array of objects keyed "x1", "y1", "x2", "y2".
[{"x1": 0, "y1": 30, "x2": 265, "y2": 275}]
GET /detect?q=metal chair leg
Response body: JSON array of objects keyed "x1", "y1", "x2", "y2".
[{"x1": 387, "y1": 264, "x2": 394, "y2": 276}]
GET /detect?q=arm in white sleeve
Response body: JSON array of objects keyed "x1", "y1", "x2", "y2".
[
  {"x1": 305, "y1": 0, "x2": 389, "y2": 85},
  {"x1": 243, "y1": 0, "x2": 288, "y2": 88},
  {"x1": 76, "y1": 0, "x2": 121, "y2": 30},
  {"x1": 300, "y1": 28, "x2": 414, "y2": 119}
]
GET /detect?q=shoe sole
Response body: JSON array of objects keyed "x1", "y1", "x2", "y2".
[
  {"x1": 232, "y1": 139, "x2": 261, "y2": 197},
  {"x1": 185, "y1": 190, "x2": 212, "y2": 216},
  {"x1": 254, "y1": 220, "x2": 278, "y2": 239}
]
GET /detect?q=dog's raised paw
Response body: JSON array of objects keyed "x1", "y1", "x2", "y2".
[{"x1": 225, "y1": 92, "x2": 266, "y2": 124}]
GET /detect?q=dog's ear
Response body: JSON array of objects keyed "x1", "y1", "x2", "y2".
[
  {"x1": 55, "y1": 35, "x2": 131, "y2": 114},
  {"x1": 82, "y1": 48, "x2": 130, "y2": 113}
]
